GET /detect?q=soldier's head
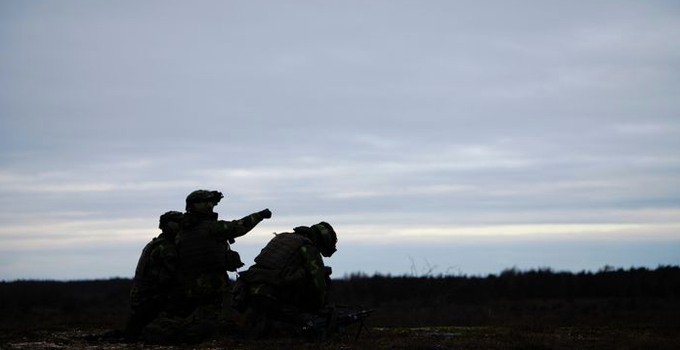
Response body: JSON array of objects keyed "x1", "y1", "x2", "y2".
[
  {"x1": 185, "y1": 190, "x2": 224, "y2": 213},
  {"x1": 159, "y1": 210, "x2": 183, "y2": 236},
  {"x1": 310, "y1": 222, "x2": 338, "y2": 257}
]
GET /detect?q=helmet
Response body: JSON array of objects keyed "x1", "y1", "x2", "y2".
[
  {"x1": 159, "y1": 210, "x2": 184, "y2": 229},
  {"x1": 310, "y1": 221, "x2": 337, "y2": 257},
  {"x1": 185, "y1": 190, "x2": 224, "y2": 211}
]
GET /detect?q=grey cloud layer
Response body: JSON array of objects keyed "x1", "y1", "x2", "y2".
[{"x1": 1, "y1": 1, "x2": 679, "y2": 279}]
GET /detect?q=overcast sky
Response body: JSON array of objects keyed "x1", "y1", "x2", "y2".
[{"x1": 1, "y1": 1, "x2": 679, "y2": 281}]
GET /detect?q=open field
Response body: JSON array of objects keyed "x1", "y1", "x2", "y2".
[
  {"x1": 3, "y1": 325, "x2": 679, "y2": 350},
  {"x1": 1, "y1": 267, "x2": 679, "y2": 349}
]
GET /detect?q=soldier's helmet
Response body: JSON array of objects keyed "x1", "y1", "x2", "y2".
[
  {"x1": 310, "y1": 222, "x2": 338, "y2": 257},
  {"x1": 159, "y1": 210, "x2": 184, "y2": 229},
  {"x1": 185, "y1": 190, "x2": 224, "y2": 211}
]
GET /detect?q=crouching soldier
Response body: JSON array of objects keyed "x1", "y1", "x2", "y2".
[
  {"x1": 233, "y1": 222, "x2": 337, "y2": 338},
  {"x1": 141, "y1": 189, "x2": 271, "y2": 344},
  {"x1": 125, "y1": 210, "x2": 184, "y2": 341}
]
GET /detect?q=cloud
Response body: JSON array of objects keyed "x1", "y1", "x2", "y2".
[{"x1": 1, "y1": 1, "x2": 679, "y2": 279}]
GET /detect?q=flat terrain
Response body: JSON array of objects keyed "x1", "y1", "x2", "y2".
[
  {"x1": 2, "y1": 325, "x2": 679, "y2": 350},
  {"x1": 2, "y1": 268, "x2": 679, "y2": 349}
]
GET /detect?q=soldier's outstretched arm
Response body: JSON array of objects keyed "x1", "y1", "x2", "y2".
[{"x1": 220, "y1": 208, "x2": 272, "y2": 241}]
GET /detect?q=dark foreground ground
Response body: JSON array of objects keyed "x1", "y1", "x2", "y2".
[
  {"x1": 2, "y1": 267, "x2": 679, "y2": 349},
  {"x1": 2, "y1": 324, "x2": 679, "y2": 350}
]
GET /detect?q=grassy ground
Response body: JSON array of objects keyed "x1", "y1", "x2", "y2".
[
  {"x1": 2, "y1": 270, "x2": 679, "y2": 349},
  {"x1": 2, "y1": 324, "x2": 679, "y2": 350}
]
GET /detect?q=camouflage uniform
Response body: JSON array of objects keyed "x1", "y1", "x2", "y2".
[
  {"x1": 143, "y1": 190, "x2": 271, "y2": 344},
  {"x1": 234, "y1": 222, "x2": 337, "y2": 337},
  {"x1": 175, "y1": 209, "x2": 271, "y2": 305},
  {"x1": 125, "y1": 211, "x2": 183, "y2": 340}
]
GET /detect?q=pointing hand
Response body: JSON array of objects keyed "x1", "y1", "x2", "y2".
[{"x1": 259, "y1": 208, "x2": 272, "y2": 219}]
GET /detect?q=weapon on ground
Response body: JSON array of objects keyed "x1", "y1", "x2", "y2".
[
  {"x1": 338, "y1": 308, "x2": 375, "y2": 340},
  {"x1": 301, "y1": 306, "x2": 376, "y2": 340}
]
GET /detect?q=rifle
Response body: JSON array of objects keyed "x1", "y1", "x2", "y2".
[{"x1": 301, "y1": 306, "x2": 376, "y2": 340}]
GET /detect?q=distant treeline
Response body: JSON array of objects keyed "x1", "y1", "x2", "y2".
[
  {"x1": 0, "y1": 279, "x2": 131, "y2": 329},
  {"x1": 330, "y1": 265, "x2": 680, "y2": 327},
  {"x1": 1, "y1": 266, "x2": 679, "y2": 329},
  {"x1": 332, "y1": 265, "x2": 680, "y2": 304}
]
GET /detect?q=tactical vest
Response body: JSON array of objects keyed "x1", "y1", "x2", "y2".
[
  {"x1": 131, "y1": 236, "x2": 176, "y2": 307},
  {"x1": 177, "y1": 217, "x2": 227, "y2": 278},
  {"x1": 134, "y1": 238, "x2": 158, "y2": 280},
  {"x1": 254, "y1": 232, "x2": 311, "y2": 270}
]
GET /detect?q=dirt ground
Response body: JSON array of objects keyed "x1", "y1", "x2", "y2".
[
  {"x1": 2, "y1": 325, "x2": 679, "y2": 350},
  {"x1": 2, "y1": 272, "x2": 679, "y2": 349}
]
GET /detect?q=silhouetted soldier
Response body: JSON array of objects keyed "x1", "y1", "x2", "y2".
[
  {"x1": 142, "y1": 190, "x2": 271, "y2": 344},
  {"x1": 233, "y1": 222, "x2": 337, "y2": 338},
  {"x1": 125, "y1": 210, "x2": 184, "y2": 340}
]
